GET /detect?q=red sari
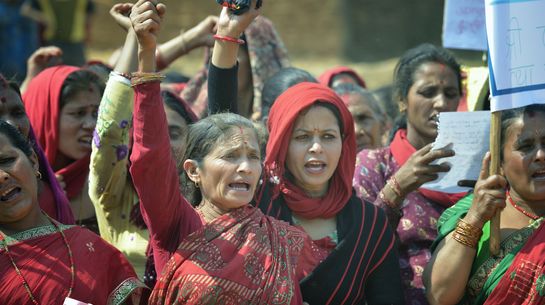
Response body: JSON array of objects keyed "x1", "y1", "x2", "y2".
[
  {"x1": 150, "y1": 206, "x2": 324, "y2": 305},
  {"x1": 0, "y1": 222, "x2": 145, "y2": 305}
]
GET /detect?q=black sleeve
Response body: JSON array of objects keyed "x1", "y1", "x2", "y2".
[
  {"x1": 207, "y1": 62, "x2": 238, "y2": 115},
  {"x1": 365, "y1": 246, "x2": 406, "y2": 305}
]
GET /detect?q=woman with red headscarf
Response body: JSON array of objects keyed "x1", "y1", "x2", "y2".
[
  {"x1": 207, "y1": 9, "x2": 403, "y2": 303},
  {"x1": 318, "y1": 66, "x2": 367, "y2": 89},
  {"x1": 23, "y1": 65, "x2": 103, "y2": 234}
]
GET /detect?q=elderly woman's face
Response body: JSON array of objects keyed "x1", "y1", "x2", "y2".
[
  {"x1": 0, "y1": 88, "x2": 31, "y2": 138},
  {"x1": 0, "y1": 134, "x2": 38, "y2": 225},
  {"x1": 341, "y1": 93, "x2": 383, "y2": 152},
  {"x1": 286, "y1": 106, "x2": 342, "y2": 198},
  {"x1": 197, "y1": 127, "x2": 262, "y2": 211},
  {"x1": 502, "y1": 112, "x2": 545, "y2": 201}
]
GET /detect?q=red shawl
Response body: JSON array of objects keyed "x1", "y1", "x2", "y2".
[
  {"x1": 261, "y1": 82, "x2": 357, "y2": 219},
  {"x1": 484, "y1": 221, "x2": 545, "y2": 304},
  {"x1": 0, "y1": 224, "x2": 145, "y2": 305},
  {"x1": 318, "y1": 66, "x2": 367, "y2": 88},
  {"x1": 390, "y1": 129, "x2": 466, "y2": 207},
  {"x1": 22, "y1": 66, "x2": 90, "y2": 200},
  {"x1": 149, "y1": 206, "x2": 325, "y2": 305}
]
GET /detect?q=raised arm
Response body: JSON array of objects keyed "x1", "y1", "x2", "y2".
[
  {"x1": 128, "y1": 0, "x2": 201, "y2": 273},
  {"x1": 156, "y1": 15, "x2": 217, "y2": 70},
  {"x1": 88, "y1": 3, "x2": 139, "y2": 240},
  {"x1": 207, "y1": 3, "x2": 260, "y2": 115}
]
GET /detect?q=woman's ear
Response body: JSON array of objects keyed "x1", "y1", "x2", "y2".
[
  {"x1": 183, "y1": 159, "x2": 200, "y2": 184},
  {"x1": 30, "y1": 150, "x2": 39, "y2": 173}
]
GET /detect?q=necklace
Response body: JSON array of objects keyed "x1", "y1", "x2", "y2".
[
  {"x1": 507, "y1": 190, "x2": 540, "y2": 220},
  {"x1": 1, "y1": 214, "x2": 75, "y2": 304}
]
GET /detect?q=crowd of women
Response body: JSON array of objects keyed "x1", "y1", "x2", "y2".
[{"x1": 1, "y1": 0, "x2": 544, "y2": 304}]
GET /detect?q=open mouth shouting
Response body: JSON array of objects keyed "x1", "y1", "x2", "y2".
[
  {"x1": 0, "y1": 185, "x2": 21, "y2": 203},
  {"x1": 228, "y1": 181, "x2": 251, "y2": 192},
  {"x1": 305, "y1": 160, "x2": 327, "y2": 175}
]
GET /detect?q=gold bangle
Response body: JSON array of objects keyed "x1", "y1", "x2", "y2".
[
  {"x1": 452, "y1": 231, "x2": 479, "y2": 248},
  {"x1": 130, "y1": 72, "x2": 165, "y2": 86},
  {"x1": 451, "y1": 218, "x2": 482, "y2": 248}
]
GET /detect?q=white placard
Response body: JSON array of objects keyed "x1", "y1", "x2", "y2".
[
  {"x1": 443, "y1": 0, "x2": 487, "y2": 51},
  {"x1": 486, "y1": 0, "x2": 545, "y2": 111},
  {"x1": 421, "y1": 111, "x2": 490, "y2": 193}
]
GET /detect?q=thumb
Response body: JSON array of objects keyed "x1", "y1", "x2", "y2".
[{"x1": 478, "y1": 152, "x2": 491, "y2": 181}]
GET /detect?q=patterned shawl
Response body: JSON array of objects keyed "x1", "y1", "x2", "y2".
[{"x1": 149, "y1": 206, "x2": 325, "y2": 305}]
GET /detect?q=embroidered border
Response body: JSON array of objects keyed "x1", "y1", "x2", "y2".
[
  {"x1": 107, "y1": 277, "x2": 147, "y2": 305},
  {"x1": 0, "y1": 224, "x2": 74, "y2": 248},
  {"x1": 467, "y1": 218, "x2": 544, "y2": 299}
]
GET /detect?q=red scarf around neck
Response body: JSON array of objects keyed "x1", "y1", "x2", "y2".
[
  {"x1": 262, "y1": 82, "x2": 357, "y2": 219},
  {"x1": 390, "y1": 129, "x2": 466, "y2": 208}
]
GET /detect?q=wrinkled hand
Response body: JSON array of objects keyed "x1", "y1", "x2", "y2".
[
  {"x1": 110, "y1": 2, "x2": 133, "y2": 31},
  {"x1": 394, "y1": 143, "x2": 454, "y2": 195},
  {"x1": 216, "y1": 0, "x2": 261, "y2": 38},
  {"x1": 130, "y1": 0, "x2": 166, "y2": 51},
  {"x1": 465, "y1": 152, "x2": 507, "y2": 228},
  {"x1": 26, "y1": 46, "x2": 62, "y2": 78},
  {"x1": 183, "y1": 15, "x2": 218, "y2": 49}
]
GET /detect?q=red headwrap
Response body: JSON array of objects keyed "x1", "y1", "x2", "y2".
[
  {"x1": 318, "y1": 66, "x2": 367, "y2": 88},
  {"x1": 263, "y1": 82, "x2": 356, "y2": 219},
  {"x1": 23, "y1": 65, "x2": 90, "y2": 200}
]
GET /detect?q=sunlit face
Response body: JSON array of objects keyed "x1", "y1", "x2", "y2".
[
  {"x1": 195, "y1": 127, "x2": 262, "y2": 211},
  {"x1": 404, "y1": 62, "x2": 460, "y2": 144},
  {"x1": 164, "y1": 104, "x2": 189, "y2": 168},
  {"x1": 0, "y1": 134, "x2": 39, "y2": 225},
  {"x1": 0, "y1": 88, "x2": 31, "y2": 138},
  {"x1": 502, "y1": 112, "x2": 545, "y2": 202},
  {"x1": 58, "y1": 87, "x2": 100, "y2": 161},
  {"x1": 341, "y1": 93, "x2": 383, "y2": 151},
  {"x1": 286, "y1": 106, "x2": 342, "y2": 197}
]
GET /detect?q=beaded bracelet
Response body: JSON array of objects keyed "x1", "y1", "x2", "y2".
[
  {"x1": 213, "y1": 34, "x2": 245, "y2": 45},
  {"x1": 130, "y1": 72, "x2": 165, "y2": 86}
]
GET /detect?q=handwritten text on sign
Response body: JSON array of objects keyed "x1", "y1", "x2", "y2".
[
  {"x1": 486, "y1": 0, "x2": 545, "y2": 111},
  {"x1": 443, "y1": 0, "x2": 487, "y2": 51}
]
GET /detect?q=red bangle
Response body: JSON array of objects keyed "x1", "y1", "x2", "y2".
[{"x1": 213, "y1": 34, "x2": 245, "y2": 45}]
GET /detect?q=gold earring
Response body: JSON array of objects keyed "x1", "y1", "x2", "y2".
[
  {"x1": 195, "y1": 181, "x2": 199, "y2": 188},
  {"x1": 398, "y1": 102, "x2": 407, "y2": 113},
  {"x1": 36, "y1": 171, "x2": 42, "y2": 179}
]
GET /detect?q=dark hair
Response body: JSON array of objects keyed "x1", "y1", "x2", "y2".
[
  {"x1": 83, "y1": 61, "x2": 113, "y2": 84},
  {"x1": 181, "y1": 113, "x2": 258, "y2": 206},
  {"x1": 261, "y1": 67, "x2": 318, "y2": 120},
  {"x1": 161, "y1": 90, "x2": 197, "y2": 124},
  {"x1": 393, "y1": 43, "x2": 462, "y2": 102},
  {"x1": 332, "y1": 83, "x2": 385, "y2": 121},
  {"x1": 60, "y1": 69, "x2": 105, "y2": 108},
  {"x1": 0, "y1": 120, "x2": 33, "y2": 158},
  {"x1": 500, "y1": 104, "x2": 545, "y2": 160}
]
